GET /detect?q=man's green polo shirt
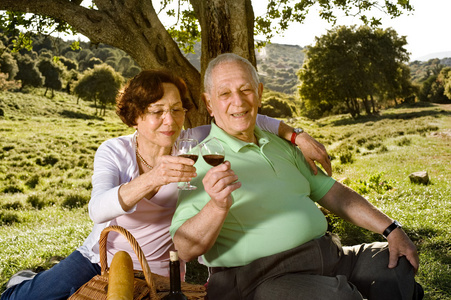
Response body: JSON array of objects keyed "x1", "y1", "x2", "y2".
[{"x1": 170, "y1": 122, "x2": 336, "y2": 267}]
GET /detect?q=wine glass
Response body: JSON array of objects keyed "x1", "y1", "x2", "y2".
[
  {"x1": 200, "y1": 137, "x2": 225, "y2": 167},
  {"x1": 174, "y1": 138, "x2": 199, "y2": 190}
]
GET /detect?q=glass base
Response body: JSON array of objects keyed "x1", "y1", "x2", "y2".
[{"x1": 178, "y1": 182, "x2": 197, "y2": 190}]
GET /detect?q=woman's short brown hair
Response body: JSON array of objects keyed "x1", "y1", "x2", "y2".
[{"x1": 116, "y1": 70, "x2": 189, "y2": 127}]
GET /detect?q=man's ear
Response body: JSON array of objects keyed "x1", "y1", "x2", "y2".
[
  {"x1": 202, "y1": 93, "x2": 214, "y2": 116},
  {"x1": 257, "y1": 82, "x2": 264, "y2": 108}
]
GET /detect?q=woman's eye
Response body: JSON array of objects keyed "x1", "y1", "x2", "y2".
[{"x1": 149, "y1": 110, "x2": 163, "y2": 115}]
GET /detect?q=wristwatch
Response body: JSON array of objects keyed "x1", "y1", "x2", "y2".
[
  {"x1": 290, "y1": 127, "x2": 304, "y2": 144},
  {"x1": 382, "y1": 220, "x2": 402, "y2": 238}
]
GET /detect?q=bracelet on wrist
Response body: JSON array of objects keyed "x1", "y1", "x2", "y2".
[
  {"x1": 290, "y1": 127, "x2": 304, "y2": 144},
  {"x1": 382, "y1": 220, "x2": 402, "y2": 238}
]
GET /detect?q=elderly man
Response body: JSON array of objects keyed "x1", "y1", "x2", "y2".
[{"x1": 170, "y1": 53, "x2": 422, "y2": 300}]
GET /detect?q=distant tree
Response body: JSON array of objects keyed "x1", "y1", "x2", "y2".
[
  {"x1": 37, "y1": 57, "x2": 64, "y2": 97},
  {"x1": 105, "y1": 59, "x2": 118, "y2": 71},
  {"x1": 261, "y1": 97, "x2": 294, "y2": 118},
  {"x1": 298, "y1": 26, "x2": 411, "y2": 119},
  {"x1": 58, "y1": 56, "x2": 78, "y2": 71},
  {"x1": 73, "y1": 64, "x2": 123, "y2": 115},
  {"x1": 0, "y1": 51, "x2": 18, "y2": 80},
  {"x1": 15, "y1": 54, "x2": 44, "y2": 90},
  {"x1": 95, "y1": 48, "x2": 116, "y2": 63},
  {"x1": 79, "y1": 57, "x2": 103, "y2": 71},
  {"x1": 0, "y1": 72, "x2": 21, "y2": 91},
  {"x1": 123, "y1": 65, "x2": 141, "y2": 79},
  {"x1": 38, "y1": 49, "x2": 53, "y2": 60},
  {"x1": 420, "y1": 67, "x2": 451, "y2": 103},
  {"x1": 443, "y1": 67, "x2": 451, "y2": 100},
  {"x1": 63, "y1": 68, "x2": 79, "y2": 95}
]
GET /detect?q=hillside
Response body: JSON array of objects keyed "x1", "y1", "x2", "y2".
[{"x1": 184, "y1": 42, "x2": 305, "y2": 94}]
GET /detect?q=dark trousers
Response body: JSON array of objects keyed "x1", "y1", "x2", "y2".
[{"x1": 207, "y1": 234, "x2": 419, "y2": 300}]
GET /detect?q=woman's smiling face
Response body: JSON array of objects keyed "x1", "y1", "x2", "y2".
[{"x1": 134, "y1": 83, "x2": 185, "y2": 149}]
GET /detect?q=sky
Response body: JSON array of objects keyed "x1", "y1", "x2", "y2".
[
  {"x1": 68, "y1": 0, "x2": 450, "y2": 61},
  {"x1": 252, "y1": 0, "x2": 451, "y2": 61}
]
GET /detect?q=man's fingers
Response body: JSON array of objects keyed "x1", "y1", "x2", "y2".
[
  {"x1": 306, "y1": 158, "x2": 319, "y2": 175},
  {"x1": 388, "y1": 251, "x2": 399, "y2": 269},
  {"x1": 321, "y1": 158, "x2": 333, "y2": 176}
]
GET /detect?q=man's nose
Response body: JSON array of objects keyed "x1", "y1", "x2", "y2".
[{"x1": 231, "y1": 92, "x2": 246, "y2": 106}]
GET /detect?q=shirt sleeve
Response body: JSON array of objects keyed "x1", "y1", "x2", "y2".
[
  {"x1": 256, "y1": 114, "x2": 280, "y2": 135},
  {"x1": 89, "y1": 141, "x2": 136, "y2": 223},
  {"x1": 293, "y1": 147, "x2": 336, "y2": 201}
]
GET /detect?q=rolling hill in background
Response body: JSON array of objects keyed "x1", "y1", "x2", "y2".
[{"x1": 184, "y1": 41, "x2": 451, "y2": 94}]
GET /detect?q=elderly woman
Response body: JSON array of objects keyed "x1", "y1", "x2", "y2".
[{"x1": 2, "y1": 70, "x2": 330, "y2": 300}]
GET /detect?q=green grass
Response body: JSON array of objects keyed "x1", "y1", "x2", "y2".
[
  {"x1": 1, "y1": 89, "x2": 450, "y2": 299},
  {"x1": 287, "y1": 103, "x2": 451, "y2": 299}
]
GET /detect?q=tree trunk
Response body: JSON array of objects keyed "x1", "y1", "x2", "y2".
[
  {"x1": 370, "y1": 94, "x2": 377, "y2": 114},
  {"x1": 362, "y1": 96, "x2": 371, "y2": 115},
  {"x1": 190, "y1": 0, "x2": 256, "y2": 125},
  {"x1": 345, "y1": 97, "x2": 359, "y2": 119}
]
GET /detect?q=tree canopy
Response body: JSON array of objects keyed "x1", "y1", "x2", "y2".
[
  {"x1": 298, "y1": 26, "x2": 413, "y2": 119},
  {"x1": 73, "y1": 64, "x2": 123, "y2": 116},
  {"x1": 0, "y1": 0, "x2": 413, "y2": 126}
]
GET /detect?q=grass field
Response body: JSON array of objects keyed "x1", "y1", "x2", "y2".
[{"x1": 1, "y1": 89, "x2": 450, "y2": 299}]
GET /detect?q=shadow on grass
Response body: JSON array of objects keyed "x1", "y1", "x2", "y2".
[
  {"x1": 330, "y1": 105, "x2": 451, "y2": 127},
  {"x1": 60, "y1": 110, "x2": 104, "y2": 120},
  {"x1": 185, "y1": 260, "x2": 209, "y2": 285}
]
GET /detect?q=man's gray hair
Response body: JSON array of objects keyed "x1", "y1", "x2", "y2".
[{"x1": 204, "y1": 53, "x2": 260, "y2": 93}]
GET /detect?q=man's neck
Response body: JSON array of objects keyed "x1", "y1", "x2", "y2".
[{"x1": 234, "y1": 131, "x2": 257, "y2": 144}]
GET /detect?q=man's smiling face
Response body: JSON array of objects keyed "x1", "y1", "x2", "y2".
[{"x1": 204, "y1": 61, "x2": 263, "y2": 143}]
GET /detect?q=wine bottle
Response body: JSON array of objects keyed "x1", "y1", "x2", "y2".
[{"x1": 163, "y1": 250, "x2": 188, "y2": 300}]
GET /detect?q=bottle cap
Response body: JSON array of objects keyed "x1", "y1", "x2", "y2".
[{"x1": 169, "y1": 250, "x2": 179, "y2": 261}]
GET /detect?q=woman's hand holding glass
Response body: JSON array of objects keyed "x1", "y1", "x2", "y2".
[
  {"x1": 148, "y1": 155, "x2": 197, "y2": 187},
  {"x1": 174, "y1": 138, "x2": 199, "y2": 190}
]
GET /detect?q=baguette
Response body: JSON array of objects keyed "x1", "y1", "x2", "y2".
[{"x1": 107, "y1": 251, "x2": 134, "y2": 300}]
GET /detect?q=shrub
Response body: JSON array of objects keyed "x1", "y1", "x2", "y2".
[
  {"x1": 2, "y1": 185, "x2": 24, "y2": 194},
  {"x1": 0, "y1": 72, "x2": 21, "y2": 91},
  {"x1": 355, "y1": 172, "x2": 393, "y2": 195},
  {"x1": 339, "y1": 151, "x2": 354, "y2": 164},
  {"x1": 27, "y1": 194, "x2": 47, "y2": 209},
  {"x1": 25, "y1": 174, "x2": 40, "y2": 189},
  {"x1": 2, "y1": 201, "x2": 24, "y2": 210},
  {"x1": 365, "y1": 142, "x2": 382, "y2": 150},
  {"x1": 36, "y1": 154, "x2": 59, "y2": 166},
  {"x1": 261, "y1": 97, "x2": 294, "y2": 118},
  {"x1": 61, "y1": 193, "x2": 89, "y2": 209},
  {"x1": 0, "y1": 211, "x2": 21, "y2": 225},
  {"x1": 397, "y1": 137, "x2": 411, "y2": 146}
]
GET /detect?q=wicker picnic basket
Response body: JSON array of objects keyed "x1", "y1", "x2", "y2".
[{"x1": 69, "y1": 225, "x2": 206, "y2": 300}]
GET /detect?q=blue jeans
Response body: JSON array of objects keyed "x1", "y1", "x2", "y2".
[{"x1": 1, "y1": 250, "x2": 101, "y2": 300}]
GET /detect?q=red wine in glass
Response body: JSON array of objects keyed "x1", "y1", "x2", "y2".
[
  {"x1": 175, "y1": 138, "x2": 198, "y2": 190},
  {"x1": 178, "y1": 154, "x2": 199, "y2": 163},
  {"x1": 201, "y1": 138, "x2": 225, "y2": 167},
  {"x1": 203, "y1": 154, "x2": 224, "y2": 166}
]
